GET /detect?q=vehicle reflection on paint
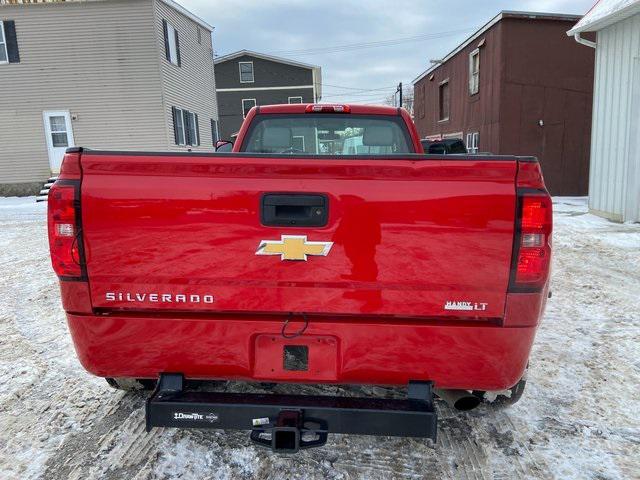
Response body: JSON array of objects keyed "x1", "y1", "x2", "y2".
[{"x1": 333, "y1": 194, "x2": 383, "y2": 312}]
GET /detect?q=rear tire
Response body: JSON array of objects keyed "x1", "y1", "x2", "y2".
[
  {"x1": 474, "y1": 377, "x2": 527, "y2": 408},
  {"x1": 106, "y1": 377, "x2": 156, "y2": 391}
]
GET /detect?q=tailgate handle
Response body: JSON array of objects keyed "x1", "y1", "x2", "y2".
[{"x1": 261, "y1": 194, "x2": 328, "y2": 227}]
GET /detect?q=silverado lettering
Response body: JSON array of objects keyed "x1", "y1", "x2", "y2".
[{"x1": 105, "y1": 292, "x2": 215, "y2": 304}]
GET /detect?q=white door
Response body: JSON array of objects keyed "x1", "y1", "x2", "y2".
[{"x1": 43, "y1": 111, "x2": 75, "y2": 173}]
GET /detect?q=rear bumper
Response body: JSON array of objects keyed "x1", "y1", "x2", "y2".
[{"x1": 66, "y1": 312, "x2": 538, "y2": 391}]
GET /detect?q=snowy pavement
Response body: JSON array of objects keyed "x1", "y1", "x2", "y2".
[{"x1": 0, "y1": 196, "x2": 639, "y2": 479}]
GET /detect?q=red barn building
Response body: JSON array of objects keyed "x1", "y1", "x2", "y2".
[{"x1": 413, "y1": 11, "x2": 595, "y2": 195}]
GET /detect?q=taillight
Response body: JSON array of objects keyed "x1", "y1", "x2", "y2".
[
  {"x1": 509, "y1": 192, "x2": 552, "y2": 292},
  {"x1": 47, "y1": 180, "x2": 86, "y2": 280},
  {"x1": 305, "y1": 104, "x2": 351, "y2": 113}
]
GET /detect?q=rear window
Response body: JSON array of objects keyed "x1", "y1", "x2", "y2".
[{"x1": 240, "y1": 114, "x2": 414, "y2": 155}]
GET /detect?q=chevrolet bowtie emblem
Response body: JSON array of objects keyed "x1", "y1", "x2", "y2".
[{"x1": 256, "y1": 235, "x2": 333, "y2": 261}]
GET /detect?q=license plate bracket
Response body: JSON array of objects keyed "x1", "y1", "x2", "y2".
[{"x1": 253, "y1": 334, "x2": 338, "y2": 381}]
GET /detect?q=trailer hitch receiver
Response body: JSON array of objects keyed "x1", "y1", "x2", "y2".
[{"x1": 249, "y1": 410, "x2": 328, "y2": 453}]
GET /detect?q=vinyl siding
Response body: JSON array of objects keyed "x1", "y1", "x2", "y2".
[
  {"x1": 0, "y1": 0, "x2": 167, "y2": 184},
  {"x1": 217, "y1": 87, "x2": 315, "y2": 139},
  {"x1": 214, "y1": 55, "x2": 315, "y2": 139},
  {"x1": 589, "y1": 13, "x2": 640, "y2": 222},
  {"x1": 153, "y1": 0, "x2": 217, "y2": 151},
  {"x1": 215, "y1": 55, "x2": 314, "y2": 89}
]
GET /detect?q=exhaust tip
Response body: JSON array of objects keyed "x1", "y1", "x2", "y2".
[
  {"x1": 435, "y1": 388, "x2": 482, "y2": 411},
  {"x1": 453, "y1": 395, "x2": 481, "y2": 411}
]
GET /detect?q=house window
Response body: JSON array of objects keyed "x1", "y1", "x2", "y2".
[
  {"x1": 292, "y1": 135, "x2": 305, "y2": 151},
  {"x1": 211, "y1": 119, "x2": 219, "y2": 144},
  {"x1": 197, "y1": 26, "x2": 202, "y2": 44},
  {"x1": 242, "y1": 98, "x2": 256, "y2": 118},
  {"x1": 469, "y1": 49, "x2": 479, "y2": 95},
  {"x1": 438, "y1": 80, "x2": 450, "y2": 121},
  {"x1": 48, "y1": 116, "x2": 70, "y2": 147},
  {"x1": 288, "y1": 96, "x2": 303, "y2": 104},
  {"x1": 172, "y1": 107, "x2": 186, "y2": 145},
  {"x1": 172, "y1": 107, "x2": 199, "y2": 146},
  {"x1": 239, "y1": 62, "x2": 254, "y2": 83},
  {"x1": 466, "y1": 132, "x2": 479, "y2": 154},
  {"x1": 187, "y1": 111, "x2": 200, "y2": 146},
  {"x1": 0, "y1": 20, "x2": 20, "y2": 64},
  {"x1": 0, "y1": 21, "x2": 7, "y2": 64},
  {"x1": 163, "y1": 20, "x2": 181, "y2": 66}
]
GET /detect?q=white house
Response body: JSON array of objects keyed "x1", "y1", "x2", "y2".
[
  {"x1": 0, "y1": 0, "x2": 218, "y2": 197},
  {"x1": 568, "y1": 0, "x2": 640, "y2": 223}
]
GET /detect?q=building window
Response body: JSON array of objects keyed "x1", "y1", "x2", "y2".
[
  {"x1": 172, "y1": 107, "x2": 185, "y2": 145},
  {"x1": 172, "y1": 107, "x2": 199, "y2": 146},
  {"x1": 0, "y1": 20, "x2": 20, "y2": 64},
  {"x1": 292, "y1": 135, "x2": 305, "y2": 151},
  {"x1": 466, "y1": 132, "x2": 479, "y2": 153},
  {"x1": 187, "y1": 111, "x2": 199, "y2": 146},
  {"x1": 0, "y1": 22, "x2": 7, "y2": 64},
  {"x1": 211, "y1": 119, "x2": 219, "y2": 144},
  {"x1": 288, "y1": 96, "x2": 303, "y2": 104},
  {"x1": 197, "y1": 26, "x2": 202, "y2": 44},
  {"x1": 439, "y1": 80, "x2": 450, "y2": 121},
  {"x1": 239, "y1": 62, "x2": 254, "y2": 83},
  {"x1": 242, "y1": 98, "x2": 256, "y2": 118},
  {"x1": 48, "y1": 115, "x2": 70, "y2": 147},
  {"x1": 163, "y1": 20, "x2": 181, "y2": 66},
  {"x1": 469, "y1": 49, "x2": 479, "y2": 95}
]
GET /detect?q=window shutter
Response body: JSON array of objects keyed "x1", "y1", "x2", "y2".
[
  {"x1": 174, "y1": 29, "x2": 181, "y2": 67},
  {"x1": 171, "y1": 107, "x2": 179, "y2": 144},
  {"x1": 184, "y1": 110, "x2": 192, "y2": 145},
  {"x1": 162, "y1": 20, "x2": 171, "y2": 62},
  {"x1": 4, "y1": 21, "x2": 20, "y2": 63},
  {"x1": 194, "y1": 114, "x2": 200, "y2": 146},
  {"x1": 211, "y1": 119, "x2": 218, "y2": 144}
]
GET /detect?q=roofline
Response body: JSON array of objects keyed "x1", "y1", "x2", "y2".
[
  {"x1": 214, "y1": 50, "x2": 322, "y2": 100},
  {"x1": 214, "y1": 50, "x2": 320, "y2": 70},
  {"x1": 567, "y1": 1, "x2": 640, "y2": 35},
  {"x1": 159, "y1": 0, "x2": 214, "y2": 31},
  {"x1": 0, "y1": 0, "x2": 215, "y2": 31},
  {"x1": 412, "y1": 10, "x2": 583, "y2": 84}
]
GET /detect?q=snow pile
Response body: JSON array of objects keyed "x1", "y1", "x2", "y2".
[{"x1": 0, "y1": 196, "x2": 638, "y2": 479}]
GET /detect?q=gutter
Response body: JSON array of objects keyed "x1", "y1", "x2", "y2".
[{"x1": 573, "y1": 32, "x2": 596, "y2": 48}]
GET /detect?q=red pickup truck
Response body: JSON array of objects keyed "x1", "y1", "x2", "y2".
[{"x1": 48, "y1": 104, "x2": 552, "y2": 452}]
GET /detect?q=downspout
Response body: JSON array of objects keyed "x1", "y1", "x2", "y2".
[{"x1": 574, "y1": 32, "x2": 596, "y2": 49}]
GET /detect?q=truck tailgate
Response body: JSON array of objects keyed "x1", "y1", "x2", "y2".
[{"x1": 80, "y1": 153, "x2": 517, "y2": 319}]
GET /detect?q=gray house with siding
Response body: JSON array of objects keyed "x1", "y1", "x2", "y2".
[
  {"x1": 214, "y1": 50, "x2": 321, "y2": 139},
  {"x1": 0, "y1": 0, "x2": 218, "y2": 196}
]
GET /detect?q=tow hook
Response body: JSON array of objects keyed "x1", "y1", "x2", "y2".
[{"x1": 250, "y1": 410, "x2": 328, "y2": 453}]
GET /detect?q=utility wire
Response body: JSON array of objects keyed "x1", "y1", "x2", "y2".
[
  {"x1": 322, "y1": 89, "x2": 397, "y2": 99},
  {"x1": 216, "y1": 27, "x2": 476, "y2": 59},
  {"x1": 320, "y1": 83, "x2": 396, "y2": 92},
  {"x1": 269, "y1": 27, "x2": 475, "y2": 56}
]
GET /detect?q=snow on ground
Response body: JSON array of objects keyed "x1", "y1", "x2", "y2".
[{"x1": 0, "y1": 196, "x2": 639, "y2": 479}]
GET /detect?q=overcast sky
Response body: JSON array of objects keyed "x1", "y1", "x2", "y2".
[{"x1": 181, "y1": 0, "x2": 595, "y2": 104}]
